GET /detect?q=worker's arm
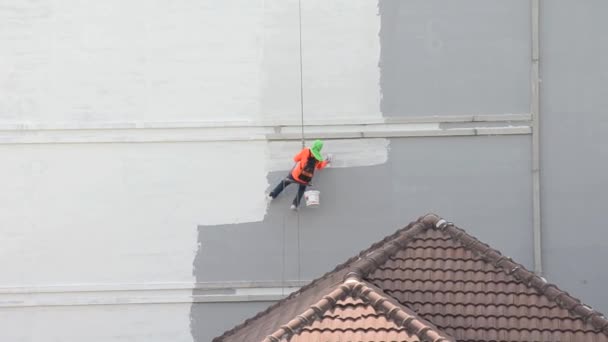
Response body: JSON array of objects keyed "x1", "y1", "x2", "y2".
[{"x1": 316, "y1": 160, "x2": 329, "y2": 169}]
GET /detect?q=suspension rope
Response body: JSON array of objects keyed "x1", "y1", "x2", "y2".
[
  {"x1": 296, "y1": 204, "x2": 302, "y2": 281},
  {"x1": 281, "y1": 211, "x2": 286, "y2": 296},
  {"x1": 298, "y1": 0, "x2": 305, "y2": 148},
  {"x1": 296, "y1": 0, "x2": 304, "y2": 282},
  {"x1": 279, "y1": 0, "x2": 306, "y2": 296}
]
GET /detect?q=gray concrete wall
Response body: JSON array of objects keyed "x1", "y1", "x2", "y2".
[
  {"x1": 540, "y1": 0, "x2": 608, "y2": 313},
  {"x1": 379, "y1": 0, "x2": 530, "y2": 116},
  {"x1": 190, "y1": 302, "x2": 275, "y2": 342}
]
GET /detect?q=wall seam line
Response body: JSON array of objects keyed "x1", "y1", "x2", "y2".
[{"x1": 531, "y1": 0, "x2": 543, "y2": 275}]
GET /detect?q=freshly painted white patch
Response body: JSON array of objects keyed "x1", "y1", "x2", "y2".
[
  {"x1": 259, "y1": 0, "x2": 382, "y2": 121},
  {"x1": 266, "y1": 139, "x2": 390, "y2": 172},
  {"x1": 301, "y1": 0, "x2": 382, "y2": 120}
]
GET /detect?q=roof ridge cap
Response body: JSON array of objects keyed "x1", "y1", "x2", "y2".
[
  {"x1": 349, "y1": 277, "x2": 455, "y2": 342},
  {"x1": 433, "y1": 218, "x2": 608, "y2": 335},
  {"x1": 261, "y1": 282, "x2": 354, "y2": 342}
]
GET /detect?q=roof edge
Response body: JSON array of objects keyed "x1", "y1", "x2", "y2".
[
  {"x1": 433, "y1": 218, "x2": 608, "y2": 335},
  {"x1": 347, "y1": 213, "x2": 439, "y2": 279},
  {"x1": 261, "y1": 274, "x2": 454, "y2": 342}
]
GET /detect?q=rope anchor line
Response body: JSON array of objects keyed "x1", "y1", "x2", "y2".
[
  {"x1": 298, "y1": 0, "x2": 305, "y2": 148},
  {"x1": 296, "y1": 0, "x2": 304, "y2": 283},
  {"x1": 281, "y1": 0, "x2": 305, "y2": 297}
]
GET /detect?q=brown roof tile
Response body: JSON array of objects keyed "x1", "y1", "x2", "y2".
[
  {"x1": 288, "y1": 297, "x2": 420, "y2": 342},
  {"x1": 213, "y1": 214, "x2": 608, "y2": 342}
]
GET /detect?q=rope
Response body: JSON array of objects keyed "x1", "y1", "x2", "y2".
[
  {"x1": 297, "y1": 206, "x2": 302, "y2": 281},
  {"x1": 296, "y1": 0, "x2": 304, "y2": 282},
  {"x1": 298, "y1": 0, "x2": 305, "y2": 148},
  {"x1": 281, "y1": 211, "x2": 286, "y2": 297},
  {"x1": 279, "y1": 0, "x2": 305, "y2": 296}
]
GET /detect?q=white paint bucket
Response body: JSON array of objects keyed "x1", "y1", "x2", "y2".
[{"x1": 304, "y1": 190, "x2": 320, "y2": 207}]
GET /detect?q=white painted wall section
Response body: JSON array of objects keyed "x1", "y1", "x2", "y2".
[
  {"x1": 0, "y1": 304, "x2": 192, "y2": 342},
  {"x1": 0, "y1": 0, "x2": 263, "y2": 123},
  {"x1": 0, "y1": 141, "x2": 268, "y2": 286},
  {"x1": 259, "y1": 0, "x2": 382, "y2": 121},
  {"x1": 301, "y1": 0, "x2": 382, "y2": 120},
  {"x1": 2, "y1": 0, "x2": 381, "y2": 125}
]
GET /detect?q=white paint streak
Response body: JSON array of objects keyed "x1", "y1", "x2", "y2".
[{"x1": 266, "y1": 139, "x2": 389, "y2": 172}]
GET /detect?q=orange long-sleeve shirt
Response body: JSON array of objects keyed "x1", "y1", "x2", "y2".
[{"x1": 291, "y1": 147, "x2": 328, "y2": 183}]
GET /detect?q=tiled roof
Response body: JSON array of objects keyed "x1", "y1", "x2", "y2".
[
  {"x1": 213, "y1": 214, "x2": 608, "y2": 342},
  {"x1": 288, "y1": 297, "x2": 421, "y2": 342},
  {"x1": 263, "y1": 278, "x2": 453, "y2": 342}
]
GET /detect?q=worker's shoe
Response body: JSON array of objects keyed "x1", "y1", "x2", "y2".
[
  {"x1": 290, "y1": 204, "x2": 297, "y2": 210},
  {"x1": 266, "y1": 193, "x2": 274, "y2": 202}
]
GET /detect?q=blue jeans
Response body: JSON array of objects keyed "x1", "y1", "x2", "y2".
[{"x1": 269, "y1": 174, "x2": 308, "y2": 207}]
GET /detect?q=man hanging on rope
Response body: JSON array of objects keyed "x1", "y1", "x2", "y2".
[{"x1": 267, "y1": 139, "x2": 331, "y2": 210}]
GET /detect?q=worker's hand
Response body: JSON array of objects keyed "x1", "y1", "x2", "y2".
[{"x1": 326, "y1": 154, "x2": 333, "y2": 163}]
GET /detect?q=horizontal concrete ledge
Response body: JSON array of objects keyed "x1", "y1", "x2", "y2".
[
  {"x1": 0, "y1": 292, "x2": 296, "y2": 308},
  {"x1": 0, "y1": 113, "x2": 531, "y2": 131},
  {"x1": 0, "y1": 115, "x2": 531, "y2": 145},
  {"x1": 383, "y1": 113, "x2": 531, "y2": 124},
  {"x1": 0, "y1": 280, "x2": 309, "y2": 294},
  {"x1": 0, "y1": 281, "x2": 306, "y2": 308},
  {"x1": 269, "y1": 126, "x2": 531, "y2": 140}
]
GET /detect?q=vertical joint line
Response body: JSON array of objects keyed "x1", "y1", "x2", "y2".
[
  {"x1": 531, "y1": 0, "x2": 542, "y2": 275},
  {"x1": 282, "y1": 213, "x2": 286, "y2": 296},
  {"x1": 297, "y1": 211, "x2": 301, "y2": 281}
]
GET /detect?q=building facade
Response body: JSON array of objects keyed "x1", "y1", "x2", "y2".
[{"x1": 1, "y1": 1, "x2": 607, "y2": 341}]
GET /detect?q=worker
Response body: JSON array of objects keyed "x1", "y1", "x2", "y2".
[{"x1": 267, "y1": 139, "x2": 331, "y2": 210}]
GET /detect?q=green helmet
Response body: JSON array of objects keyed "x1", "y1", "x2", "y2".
[{"x1": 310, "y1": 139, "x2": 324, "y2": 161}]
